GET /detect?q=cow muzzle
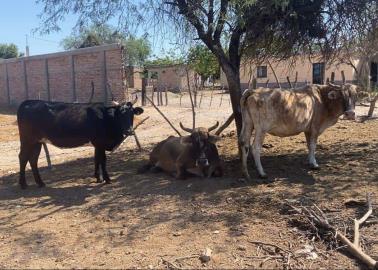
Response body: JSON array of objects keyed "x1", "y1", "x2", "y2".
[
  {"x1": 196, "y1": 158, "x2": 209, "y2": 167},
  {"x1": 344, "y1": 110, "x2": 355, "y2": 120}
]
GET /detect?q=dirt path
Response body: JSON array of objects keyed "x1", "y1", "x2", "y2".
[{"x1": 0, "y1": 93, "x2": 377, "y2": 269}]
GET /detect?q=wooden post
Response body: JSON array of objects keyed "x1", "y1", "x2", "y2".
[
  {"x1": 186, "y1": 68, "x2": 196, "y2": 129},
  {"x1": 293, "y1": 72, "x2": 298, "y2": 88},
  {"x1": 252, "y1": 77, "x2": 257, "y2": 89},
  {"x1": 165, "y1": 87, "x2": 168, "y2": 106},
  {"x1": 151, "y1": 87, "x2": 155, "y2": 104},
  {"x1": 159, "y1": 87, "x2": 163, "y2": 106},
  {"x1": 141, "y1": 78, "x2": 147, "y2": 106},
  {"x1": 331, "y1": 72, "x2": 335, "y2": 83},
  {"x1": 341, "y1": 70, "x2": 346, "y2": 85},
  {"x1": 5, "y1": 63, "x2": 10, "y2": 105},
  {"x1": 70, "y1": 55, "x2": 77, "y2": 102},
  {"x1": 44, "y1": 59, "x2": 51, "y2": 101},
  {"x1": 156, "y1": 87, "x2": 160, "y2": 106},
  {"x1": 286, "y1": 76, "x2": 292, "y2": 88},
  {"x1": 22, "y1": 60, "x2": 29, "y2": 99}
]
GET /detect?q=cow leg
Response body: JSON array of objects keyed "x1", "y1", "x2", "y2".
[
  {"x1": 239, "y1": 120, "x2": 254, "y2": 181},
  {"x1": 99, "y1": 149, "x2": 111, "y2": 184},
  {"x1": 305, "y1": 132, "x2": 319, "y2": 169},
  {"x1": 94, "y1": 148, "x2": 102, "y2": 183},
  {"x1": 175, "y1": 162, "x2": 187, "y2": 180},
  {"x1": 19, "y1": 143, "x2": 32, "y2": 189},
  {"x1": 29, "y1": 143, "x2": 45, "y2": 187},
  {"x1": 251, "y1": 130, "x2": 267, "y2": 179}
]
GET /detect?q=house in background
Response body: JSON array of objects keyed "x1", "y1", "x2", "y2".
[
  {"x1": 124, "y1": 66, "x2": 143, "y2": 89},
  {"x1": 220, "y1": 55, "x2": 378, "y2": 90},
  {"x1": 145, "y1": 64, "x2": 197, "y2": 92}
]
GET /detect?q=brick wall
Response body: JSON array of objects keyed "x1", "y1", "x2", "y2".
[{"x1": 0, "y1": 44, "x2": 125, "y2": 105}]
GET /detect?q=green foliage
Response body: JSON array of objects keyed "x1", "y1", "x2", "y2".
[
  {"x1": 61, "y1": 24, "x2": 151, "y2": 66},
  {"x1": 60, "y1": 24, "x2": 125, "y2": 50},
  {"x1": 145, "y1": 49, "x2": 184, "y2": 66},
  {"x1": 123, "y1": 37, "x2": 152, "y2": 67},
  {"x1": 0, "y1": 43, "x2": 21, "y2": 59},
  {"x1": 188, "y1": 45, "x2": 220, "y2": 80},
  {"x1": 79, "y1": 33, "x2": 101, "y2": 48}
]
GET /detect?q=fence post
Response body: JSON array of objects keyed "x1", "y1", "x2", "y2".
[
  {"x1": 331, "y1": 72, "x2": 335, "y2": 83},
  {"x1": 70, "y1": 55, "x2": 77, "y2": 102},
  {"x1": 22, "y1": 60, "x2": 29, "y2": 99},
  {"x1": 160, "y1": 87, "x2": 163, "y2": 105},
  {"x1": 102, "y1": 50, "x2": 108, "y2": 103},
  {"x1": 141, "y1": 78, "x2": 147, "y2": 106},
  {"x1": 44, "y1": 59, "x2": 51, "y2": 101},
  {"x1": 165, "y1": 87, "x2": 168, "y2": 106},
  {"x1": 5, "y1": 63, "x2": 10, "y2": 105}
]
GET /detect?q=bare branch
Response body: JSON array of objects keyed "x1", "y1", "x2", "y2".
[{"x1": 145, "y1": 96, "x2": 182, "y2": 137}]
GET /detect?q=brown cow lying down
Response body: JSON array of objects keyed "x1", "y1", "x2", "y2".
[
  {"x1": 239, "y1": 83, "x2": 358, "y2": 181},
  {"x1": 139, "y1": 122, "x2": 223, "y2": 179}
]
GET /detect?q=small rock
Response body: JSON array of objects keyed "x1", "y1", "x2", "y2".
[
  {"x1": 120, "y1": 230, "x2": 124, "y2": 236},
  {"x1": 199, "y1": 247, "x2": 212, "y2": 263},
  {"x1": 148, "y1": 265, "x2": 154, "y2": 269},
  {"x1": 213, "y1": 230, "x2": 220, "y2": 234},
  {"x1": 173, "y1": 232, "x2": 182, "y2": 237}
]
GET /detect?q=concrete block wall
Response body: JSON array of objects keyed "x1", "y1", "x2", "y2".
[{"x1": 0, "y1": 44, "x2": 125, "y2": 105}]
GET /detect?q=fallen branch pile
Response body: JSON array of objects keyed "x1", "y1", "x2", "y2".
[{"x1": 286, "y1": 194, "x2": 377, "y2": 269}]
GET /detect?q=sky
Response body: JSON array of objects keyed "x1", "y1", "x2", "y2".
[{"x1": 0, "y1": 1, "x2": 175, "y2": 58}]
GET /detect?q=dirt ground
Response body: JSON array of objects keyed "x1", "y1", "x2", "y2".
[{"x1": 0, "y1": 91, "x2": 377, "y2": 269}]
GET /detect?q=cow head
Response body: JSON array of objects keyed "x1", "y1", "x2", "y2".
[
  {"x1": 327, "y1": 83, "x2": 358, "y2": 120},
  {"x1": 179, "y1": 122, "x2": 220, "y2": 167},
  {"x1": 117, "y1": 97, "x2": 144, "y2": 135}
]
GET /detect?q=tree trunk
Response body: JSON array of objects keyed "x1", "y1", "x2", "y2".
[{"x1": 221, "y1": 63, "x2": 243, "y2": 136}]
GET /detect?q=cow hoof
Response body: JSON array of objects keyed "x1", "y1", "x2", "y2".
[
  {"x1": 258, "y1": 173, "x2": 268, "y2": 179},
  {"x1": 104, "y1": 180, "x2": 112, "y2": 184},
  {"x1": 310, "y1": 164, "x2": 320, "y2": 170}
]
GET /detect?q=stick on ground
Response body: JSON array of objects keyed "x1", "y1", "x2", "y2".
[{"x1": 145, "y1": 96, "x2": 182, "y2": 137}]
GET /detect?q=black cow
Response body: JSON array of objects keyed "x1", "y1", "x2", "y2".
[{"x1": 17, "y1": 99, "x2": 143, "y2": 189}]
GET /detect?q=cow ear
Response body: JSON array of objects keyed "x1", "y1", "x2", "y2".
[
  {"x1": 208, "y1": 135, "x2": 220, "y2": 143},
  {"x1": 328, "y1": 90, "x2": 338, "y2": 100},
  {"x1": 133, "y1": 107, "x2": 144, "y2": 115},
  {"x1": 180, "y1": 136, "x2": 192, "y2": 145}
]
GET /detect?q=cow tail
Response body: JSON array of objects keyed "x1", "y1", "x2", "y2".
[{"x1": 240, "y1": 89, "x2": 254, "y2": 120}]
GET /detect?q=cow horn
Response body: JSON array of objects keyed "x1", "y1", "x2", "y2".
[
  {"x1": 131, "y1": 95, "x2": 138, "y2": 105},
  {"x1": 208, "y1": 121, "x2": 219, "y2": 132},
  {"x1": 327, "y1": 82, "x2": 339, "y2": 88},
  {"x1": 179, "y1": 122, "x2": 193, "y2": 133}
]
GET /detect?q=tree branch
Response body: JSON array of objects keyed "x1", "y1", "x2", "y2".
[{"x1": 213, "y1": 0, "x2": 228, "y2": 42}]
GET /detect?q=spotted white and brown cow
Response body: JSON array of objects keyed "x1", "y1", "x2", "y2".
[{"x1": 239, "y1": 83, "x2": 359, "y2": 181}]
